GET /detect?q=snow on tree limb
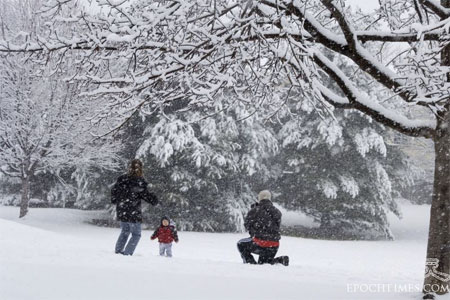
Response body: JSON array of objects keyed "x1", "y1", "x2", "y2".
[
  {"x1": 0, "y1": 0, "x2": 444, "y2": 139},
  {"x1": 419, "y1": 0, "x2": 450, "y2": 19},
  {"x1": 312, "y1": 50, "x2": 436, "y2": 138},
  {"x1": 259, "y1": 0, "x2": 447, "y2": 108},
  {"x1": 355, "y1": 31, "x2": 443, "y2": 42},
  {"x1": 316, "y1": 0, "x2": 441, "y2": 107}
]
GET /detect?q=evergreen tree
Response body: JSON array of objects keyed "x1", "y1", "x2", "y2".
[
  {"x1": 115, "y1": 95, "x2": 278, "y2": 231},
  {"x1": 273, "y1": 106, "x2": 409, "y2": 239}
]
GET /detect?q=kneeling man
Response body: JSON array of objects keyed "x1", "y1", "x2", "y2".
[{"x1": 237, "y1": 190, "x2": 289, "y2": 266}]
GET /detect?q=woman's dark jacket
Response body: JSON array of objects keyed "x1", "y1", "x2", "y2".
[{"x1": 111, "y1": 174, "x2": 158, "y2": 223}]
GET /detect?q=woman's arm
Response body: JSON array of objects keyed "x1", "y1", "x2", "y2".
[
  {"x1": 150, "y1": 228, "x2": 159, "y2": 240},
  {"x1": 140, "y1": 179, "x2": 159, "y2": 206}
]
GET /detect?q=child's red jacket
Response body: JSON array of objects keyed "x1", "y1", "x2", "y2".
[{"x1": 151, "y1": 225, "x2": 179, "y2": 243}]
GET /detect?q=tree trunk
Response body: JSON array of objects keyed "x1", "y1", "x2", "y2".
[
  {"x1": 423, "y1": 129, "x2": 450, "y2": 296},
  {"x1": 19, "y1": 175, "x2": 30, "y2": 218},
  {"x1": 423, "y1": 124, "x2": 450, "y2": 297},
  {"x1": 423, "y1": 3, "x2": 450, "y2": 293}
]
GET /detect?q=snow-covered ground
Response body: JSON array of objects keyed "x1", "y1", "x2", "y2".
[{"x1": 0, "y1": 203, "x2": 446, "y2": 300}]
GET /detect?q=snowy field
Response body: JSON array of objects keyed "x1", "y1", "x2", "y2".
[{"x1": 0, "y1": 203, "x2": 447, "y2": 300}]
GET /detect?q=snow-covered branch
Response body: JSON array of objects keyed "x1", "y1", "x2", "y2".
[
  {"x1": 0, "y1": 0, "x2": 443, "y2": 139},
  {"x1": 419, "y1": 0, "x2": 450, "y2": 19},
  {"x1": 355, "y1": 30, "x2": 443, "y2": 42},
  {"x1": 312, "y1": 50, "x2": 436, "y2": 139}
]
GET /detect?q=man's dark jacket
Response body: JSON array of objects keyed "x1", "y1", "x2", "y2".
[
  {"x1": 111, "y1": 174, "x2": 158, "y2": 223},
  {"x1": 244, "y1": 199, "x2": 282, "y2": 241}
]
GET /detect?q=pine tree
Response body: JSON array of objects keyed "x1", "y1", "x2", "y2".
[{"x1": 274, "y1": 107, "x2": 408, "y2": 239}]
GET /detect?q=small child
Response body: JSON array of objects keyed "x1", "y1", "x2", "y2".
[{"x1": 150, "y1": 216, "x2": 179, "y2": 257}]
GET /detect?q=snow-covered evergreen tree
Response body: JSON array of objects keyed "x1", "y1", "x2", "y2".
[
  {"x1": 274, "y1": 106, "x2": 407, "y2": 239},
  {"x1": 115, "y1": 94, "x2": 278, "y2": 231}
]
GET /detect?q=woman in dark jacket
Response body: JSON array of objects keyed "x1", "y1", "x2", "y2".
[{"x1": 111, "y1": 159, "x2": 158, "y2": 255}]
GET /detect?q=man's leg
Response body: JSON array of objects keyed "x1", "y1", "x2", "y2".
[
  {"x1": 115, "y1": 222, "x2": 130, "y2": 254},
  {"x1": 123, "y1": 222, "x2": 141, "y2": 255},
  {"x1": 258, "y1": 246, "x2": 278, "y2": 264},
  {"x1": 237, "y1": 238, "x2": 257, "y2": 264},
  {"x1": 273, "y1": 255, "x2": 290, "y2": 266}
]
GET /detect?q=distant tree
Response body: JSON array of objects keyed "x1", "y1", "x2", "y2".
[
  {"x1": 0, "y1": 56, "x2": 122, "y2": 216},
  {"x1": 0, "y1": 0, "x2": 122, "y2": 216}
]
